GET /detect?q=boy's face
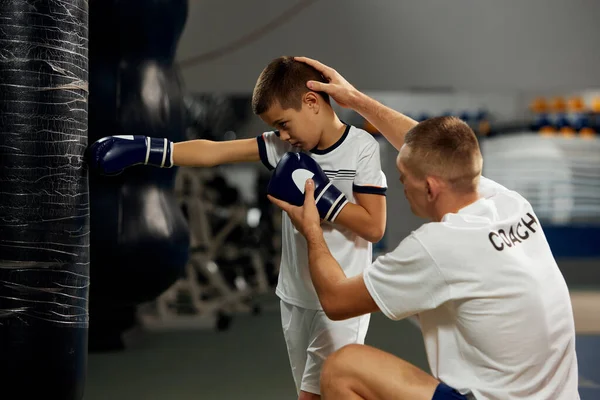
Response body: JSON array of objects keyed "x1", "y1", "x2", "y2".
[{"x1": 259, "y1": 94, "x2": 323, "y2": 151}]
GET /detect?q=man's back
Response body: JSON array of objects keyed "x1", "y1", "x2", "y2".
[
  {"x1": 417, "y1": 177, "x2": 579, "y2": 399},
  {"x1": 363, "y1": 176, "x2": 579, "y2": 399}
]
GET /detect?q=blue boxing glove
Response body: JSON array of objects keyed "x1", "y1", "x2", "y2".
[
  {"x1": 88, "y1": 135, "x2": 173, "y2": 175},
  {"x1": 267, "y1": 152, "x2": 349, "y2": 222}
]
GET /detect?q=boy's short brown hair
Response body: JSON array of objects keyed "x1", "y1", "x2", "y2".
[
  {"x1": 252, "y1": 56, "x2": 330, "y2": 115},
  {"x1": 404, "y1": 116, "x2": 483, "y2": 193}
]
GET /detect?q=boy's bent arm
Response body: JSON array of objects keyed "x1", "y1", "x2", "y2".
[
  {"x1": 334, "y1": 192, "x2": 386, "y2": 243},
  {"x1": 173, "y1": 138, "x2": 260, "y2": 167}
]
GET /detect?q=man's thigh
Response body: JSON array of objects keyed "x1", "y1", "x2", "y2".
[{"x1": 321, "y1": 344, "x2": 440, "y2": 399}]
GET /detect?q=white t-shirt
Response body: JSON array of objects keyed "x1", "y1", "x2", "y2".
[
  {"x1": 257, "y1": 125, "x2": 387, "y2": 310},
  {"x1": 363, "y1": 177, "x2": 579, "y2": 400}
]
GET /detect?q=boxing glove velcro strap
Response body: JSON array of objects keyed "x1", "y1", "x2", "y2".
[{"x1": 146, "y1": 137, "x2": 174, "y2": 168}]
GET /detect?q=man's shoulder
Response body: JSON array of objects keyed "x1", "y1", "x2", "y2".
[
  {"x1": 379, "y1": 230, "x2": 438, "y2": 272},
  {"x1": 409, "y1": 222, "x2": 465, "y2": 256},
  {"x1": 479, "y1": 176, "x2": 528, "y2": 200},
  {"x1": 413, "y1": 221, "x2": 448, "y2": 236},
  {"x1": 478, "y1": 176, "x2": 533, "y2": 214},
  {"x1": 388, "y1": 228, "x2": 433, "y2": 256}
]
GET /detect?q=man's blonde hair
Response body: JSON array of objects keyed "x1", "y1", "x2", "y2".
[{"x1": 403, "y1": 116, "x2": 483, "y2": 193}]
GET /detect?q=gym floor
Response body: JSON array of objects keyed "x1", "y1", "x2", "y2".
[{"x1": 84, "y1": 290, "x2": 600, "y2": 400}]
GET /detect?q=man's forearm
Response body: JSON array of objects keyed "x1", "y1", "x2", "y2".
[
  {"x1": 350, "y1": 91, "x2": 418, "y2": 151},
  {"x1": 304, "y1": 226, "x2": 346, "y2": 309}
]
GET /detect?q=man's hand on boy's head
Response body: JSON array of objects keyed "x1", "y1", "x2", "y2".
[{"x1": 294, "y1": 56, "x2": 359, "y2": 109}]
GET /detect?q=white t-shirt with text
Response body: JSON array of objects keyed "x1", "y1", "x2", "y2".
[{"x1": 364, "y1": 177, "x2": 579, "y2": 400}]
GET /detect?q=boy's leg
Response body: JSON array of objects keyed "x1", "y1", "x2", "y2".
[
  {"x1": 299, "y1": 310, "x2": 371, "y2": 398},
  {"x1": 321, "y1": 344, "x2": 465, "y2": 400},
  {"x1": 280, "y1": 300, "x2": 313, "y2": 395}
]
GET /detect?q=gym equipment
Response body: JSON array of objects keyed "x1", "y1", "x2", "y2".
[
  {"x1": 138, "y1": 167, "x2": 271, "y2": 331},
  {"x1": 0, "y1": 1, "x2": 89, "y2": 397},
  {"x1": 183, "y1": 93, "x2": 248, "y2": 141},
  {"x1": 87, "y1": 0, "x2": 190, "y2": 351}
]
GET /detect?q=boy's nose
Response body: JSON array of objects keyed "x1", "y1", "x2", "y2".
[{"x1": 279, "y1": 131, "x2": 290, "y2": 141}]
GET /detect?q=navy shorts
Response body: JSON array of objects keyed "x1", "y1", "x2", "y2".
[{"x1": 432, "y1": 383, "x2": 468, "y2": 400}]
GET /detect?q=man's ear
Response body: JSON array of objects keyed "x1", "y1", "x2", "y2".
[{"x1": 425, "y1": 176, "x2": 442, "y2": 202}]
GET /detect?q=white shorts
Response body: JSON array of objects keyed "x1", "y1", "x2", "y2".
[{"x1": 280, "y1": 300, "x2": 371, "y2": 395}]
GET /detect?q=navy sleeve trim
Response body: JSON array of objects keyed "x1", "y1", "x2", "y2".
[
  {"x1": 353, "y1": 184, "x2": 387, "y2": 195},
  {"x1": 256, "y1": 135, "x2": 274, "y2": 171}
]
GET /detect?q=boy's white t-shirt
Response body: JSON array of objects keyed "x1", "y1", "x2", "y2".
[
  {"x1": 363, "y1": 177, "x2": 579, "y2": 400},
  {"x1": 257, "y1": 125, "x2": 387, "y2": 310}
]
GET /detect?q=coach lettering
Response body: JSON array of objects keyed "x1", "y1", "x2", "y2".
[
  {"x1": 489, "y1": 232, "x2": 504, "y2": 251},
  {"x1": 515, "y1": 222, "x2": 529, "y2": 240},
  {"x1": 522, "y1": 213, "x2": 538, "y2": 233},
  {"x1": 498, "y1": 229, "x2": 513, "y2": 247},
  {"x1": 508, "y1": 226, "x2": 522, "y2": 245},
  {"x1": 489, "y1": 213, "x2": 539, "y2": 251}
]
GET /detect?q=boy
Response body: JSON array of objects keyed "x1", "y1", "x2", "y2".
[{"x1": 88, "y1": 56, "x2": 388, "y2": 399}]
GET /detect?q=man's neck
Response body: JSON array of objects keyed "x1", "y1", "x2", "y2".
[
  {"x1": 316, "y1": 113, "x2": 346, "y2": 150},
  {"x1": 432, "y1": 191, "x2": 482, "y2": 222}
]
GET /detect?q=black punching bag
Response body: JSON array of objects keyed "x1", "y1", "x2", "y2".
[
  {"x1": 0, "y1": 1, "x2": 89, "y2": 398},
  {"x1": 87, "y1": 0, "x2": 190, "y2": 351}
]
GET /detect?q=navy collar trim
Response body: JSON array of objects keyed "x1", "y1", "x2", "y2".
[{"x1": 310, "y1": 123, "x2": 350, "y2": 155}]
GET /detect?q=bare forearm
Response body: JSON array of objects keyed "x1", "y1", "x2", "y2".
[
  {"x1": 334, "y1": 202, "x2": 385, "y2": 243},
  {"x1": 350, "y1": 91, "x2": 418, "y2": 151},
  {"x1": 173, "y1": 138, "x2": 259, "y2": 167},
  {"x1": 305, "y1": 227, "x2": 346, "y2": 309}
]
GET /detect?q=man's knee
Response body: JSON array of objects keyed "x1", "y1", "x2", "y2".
[
  {"x1": 332, "y1": 343, "x2": 366, "y2": 362},
  {"x1": 322, "y1": 344, "x2": 365, "y2": 378},
  {"x1": 298, "y1": 390, "x2": 320, "y2": 400},
  {"x1": 321, "y1": 345, "x2": 369, "y2": 397}
]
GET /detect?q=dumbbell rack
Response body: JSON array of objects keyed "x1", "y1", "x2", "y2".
[{"x1": 137, "y1": 167, "x2": 270, "y2": 331}]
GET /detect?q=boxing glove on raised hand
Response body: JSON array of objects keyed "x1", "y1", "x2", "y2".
[
  {"x1": 88, "y1": 135, "x2": 173, "y2": 175},
  {"x1": 267, "y1": 152, "x2": 349, "y2": 222}
]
